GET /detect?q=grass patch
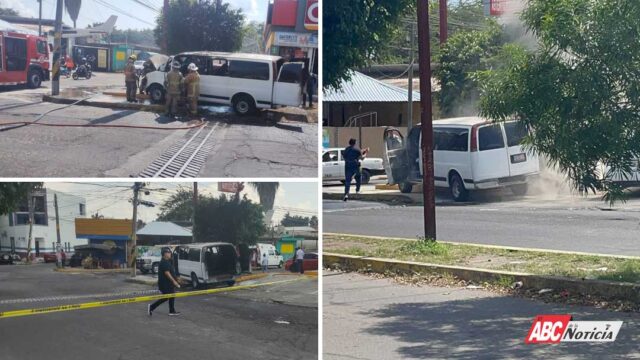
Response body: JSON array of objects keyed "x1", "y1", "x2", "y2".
[{"x1": 325, "y1": 234, "x2": 640, "y2": 283}]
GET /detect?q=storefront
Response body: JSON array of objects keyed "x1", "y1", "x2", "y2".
[
  {"x1": 75, "y1": 218, "x2": 133, "y2": 268},
  {"x1": 264, "y1": 0, "x2": 318, "y2": 74}
]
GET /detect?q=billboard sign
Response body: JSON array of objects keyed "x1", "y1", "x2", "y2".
[
  {"x1": 272, "y1": 0, "x2": 298, "y2": 27},
  {"x1": 218, "y1": 182, "x2": 244, "y2": 193},
  {"x1": 274, "y1": 32, "x2": 318, "y2": 48},
  {"x1": 304, "y1": 0, "x2": 318, "y2": 30},
  {"x1": 490, "y1": 0, "x2": 507, "y2": 16}
]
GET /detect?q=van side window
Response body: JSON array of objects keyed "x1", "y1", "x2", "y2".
[
  {"x1": 211, "y1": 58, "x2": 229, "y2": 76},
  {"x1": 188, "y1": 248, "x2": 200, "y2": 262},
  {"x1": 434, "y1": 127, "x2": 469, "y2": 152},
  {"x1": 178, "y1": 248, "x2": 189, "y2": 260},
  {"x1": 504, "y1": 122, "x2": 528, "y2": 147},
  {"x1": 277, "y1": 62, "x2": 303, "y2": 83},
  {"x1": 478, "y1": 125, "x2": 505, "y2": 151},
  {"x1": 229, "y1": 60, "x2": 269, "y2": 80}
]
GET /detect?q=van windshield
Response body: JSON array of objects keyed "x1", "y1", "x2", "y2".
[{"x1": 504, "y1": 121, "x2": 528, "y2": 147}]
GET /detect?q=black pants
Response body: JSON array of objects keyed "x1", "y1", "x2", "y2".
[
  {"x1": 297, "y1": 259, "x2": 304, "y2": 274},
  {"x1": 304, "y1": 90, "x2": 313, "y2": 107},
  {"x1": 344, "y1": 166, "x2": 361, "y2": 195},
  {"x1": 125, "y1": 81, "x2": 137, "y2": 102},
  {"x1": 150, "y1": 287, "x2": 175, "y2": 313}
]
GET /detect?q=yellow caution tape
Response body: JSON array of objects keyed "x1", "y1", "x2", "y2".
[{"x1": 0, "y1": 277, "x2": 306, "y2": 319}]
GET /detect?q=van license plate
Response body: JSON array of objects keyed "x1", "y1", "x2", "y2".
[{"x1": 511, "y1": 153, "x2": 526, "y2": 163}]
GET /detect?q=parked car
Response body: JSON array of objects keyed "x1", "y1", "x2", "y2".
[
  {"x1": 173, "y1": 243, "x2": 240, "y2": 289},
  {"x1": 322, "y1": 147, "x2": 385, "y2": 184},
  {"x1": 43, "y1": 251, "x2": 66, "y2": 263},
  {"x1": 136, "y1": 246, "x2": 164, "y2": 274},
  {"x1": 68, "y1": 252, "x2": 83, "y2": 267},
  {"x1": 256, "y1": 243, "x2": 284, "y2": 268},
  {"x1": 0, "y1": 252, "x2": 15, "y2": 265},
  {"x1": 383, "y1": 117, "x2": 540, "y2": 201},
  {"x1": 285, "y1": 252, "x2": 318, "y2": 272},
  {"x1": 143, "y1": 52, "x2": 304, "y2": 115},
  {"x1": 599, "y1": 158, "x2": 640, "y2": 188}
]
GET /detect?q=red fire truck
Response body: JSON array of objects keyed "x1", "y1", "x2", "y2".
[{"x1": 0, "y1": 31, "x2": 50, "y2": 88}]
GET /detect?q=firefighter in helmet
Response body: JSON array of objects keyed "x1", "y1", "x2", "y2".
[
  {"x1": 164, "y1": 61, "x2": 183, "y2": 116},
  {"x1": 183, "y1": 63, "x2": 200, "y2": 116},
  {"x1": 124, "y1": 54, "x2": 138, "y2": 102}
]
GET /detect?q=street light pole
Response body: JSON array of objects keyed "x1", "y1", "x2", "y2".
[
  {"x1": 38, "y1": 0, "x2": 42, "y2": 36},
  {"x1": 130, "y1": 182, "x2": 141, "y2": 277},
  {"x1": 54, "y1": 193, "x2": 62, "y2": 268},
  {"x1": 417, "y1": 0, "x2": 437, "y2": 240},
  {"x1": 52, "y1": 0, "x2": 63, "y2": 95},
  {"x1": 192, "y1": 182, "x2": 198, "y2": 243}
]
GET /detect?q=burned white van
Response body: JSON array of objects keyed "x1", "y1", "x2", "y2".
[{"x1": 173, "y1": 243, "x2": 240, "y2": 288}]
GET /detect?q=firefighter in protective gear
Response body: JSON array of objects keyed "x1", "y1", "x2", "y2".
[
  {"x1": 164, "y1": 61, "x2": 183, "y2": 116},
  {"x1": 183, "y1": 63, "x2": 200, "y2": 116},
  {"x1": 124, "y1": 54, "x2": 138, "y2": 102}
]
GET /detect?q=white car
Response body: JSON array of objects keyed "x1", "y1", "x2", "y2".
[
  {"x1": 136, "y1": 246, "x2": 164, "y2": 274},
  {"x1": 322, "y1": 147, "x2": 385, "y2": 184},
  {"x1": 384, "y1": 117, "x2": 540, "y2": 201},
  {"x1": 256, "y1": 243, "x2": 284, "y2": 268},
  {"x1": 599, "y1": 158, "x2": 640, "y2": 188},
  {"x1": 173, "y1": 243, "x2": 239, "y2": 288},
  {"x1": 143, "y1": 51, "x2": 304, "y2": 115}
]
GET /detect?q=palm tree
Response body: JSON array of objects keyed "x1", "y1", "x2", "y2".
[
  {"x1": 64, "y1": 0, "x2": 82, "y2": 28},
  {"x1": 248, "y1": 182, "x2": 280, "y2": 211}
]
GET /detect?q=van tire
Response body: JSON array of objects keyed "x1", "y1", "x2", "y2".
[
  {"x1": 27, "y1": 69, "x2": 42, "y2": 88},
  {"x1": 191, "y1": 273, "x2": 200, "y2": 289},
  {"x1": 361, "y1": 169, "x2": 371, "y2": 184},
  {"x1": 140, "y1": 268, "x2": 148, "y2": 274},
  {"x1": 148, "y1": 84, "x2": 165, "y2": 104},
  {"x1": 278, "y1": 261, "x2": 283, "y2": 269},
  {"x1": 151, "y1": 262, "x2": 159, "y2": 274},
  {"x1": 232, "y1": 94, "x2": 256, "y2": 115},
  {"x1": 399, "y1": 182, "x2": 413, "y2": 193},
  {"x1": 510, "y1": 184, "x2": 528, "y2": 196},
  {"x1": 449, "y1": 173, "x2": 469, "y2": 202}
]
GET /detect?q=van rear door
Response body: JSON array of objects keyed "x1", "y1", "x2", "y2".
[
  {"x1": 272, "y1": 62, "x2": 303, "y2": 107},
  {"x1": 503, "y1": 121, "x2": 540, "y2": 176},
  {"x1": 472, "y1": 124, "x2": 510, "y2": 182},
  {"x1": 383, "y1": 127, "x2": 409, "y2": 185}
]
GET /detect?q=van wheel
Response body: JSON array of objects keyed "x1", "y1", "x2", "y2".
[
  {"x1": 232, "y1": 94, "x2": 256, "y2": 115},
  {"x1": 27, "y1": 69, "x2": 42, "y2": 88},
  {"x1": 399, "y1": 182, "x2": 413, "y2": 193},
  {"x1": 140, "y1": 268, "x2": 149, "y2": 274},
  {"x1": 148, "y1": 85, "x2": 165, "y2": 104},
  {"x1": 151, "y1": 263, "x2": 159, "y2": 274},
  {"x1": 226, "y1": 280, "x2": 235, "y2": 287},
  {"x1": 278, "y1": 261, "x2": 283, "y2": 269},
  {"x1": 450, "y1": 173, "x2": 469, "y2": 202},
  {"x1": 361, "y1": 169, "x2": 371, "y2": 184},
  {"x1": 510, "y1": 184, "x2": 528, "y2": 196},
  {"x1": 191, "y1": 273, "x2": 200, "y2": 289}
]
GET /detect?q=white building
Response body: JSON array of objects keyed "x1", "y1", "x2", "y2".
[{"x1": 0, "y1": 189, "x2": 86, "y2": 257}]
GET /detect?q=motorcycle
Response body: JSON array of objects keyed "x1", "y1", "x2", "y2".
[{"x1": 72, "y1": 63, "x2": 92, "y2": 80}]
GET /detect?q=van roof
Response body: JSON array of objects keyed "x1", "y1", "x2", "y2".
[
  {"x1": 433, "y1": 116, "x2": 489, "y2": 126},
  {"x1": 177, "y1": 51, "x2": 282, "y2": 62},
  {"x1": 177, "y1": 242, "x2": 234, "y2": 247}
]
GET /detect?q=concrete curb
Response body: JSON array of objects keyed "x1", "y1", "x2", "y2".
[
  {"x1": 323, "y1": 192, "x2": 416, "y2": 204},
  {"x1": 43, "y1": 94, "x2": 164, "y2": 112},
  {"x1": 324, "y1": 252, "x2": 640, "y2": 302}
]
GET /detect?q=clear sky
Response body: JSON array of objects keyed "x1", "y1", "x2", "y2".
[
  {"x1": 45, "y1": 181, "x2": 318, "y2": 226},
  {"x1": 3, "y1": 0, "x2": 267, "y2": 30}
]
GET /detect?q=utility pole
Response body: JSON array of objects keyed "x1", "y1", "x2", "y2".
[
  {"x1": 407, "y1": 21, "x2": 415, "y2": 132},
  {"x1": 26, "y1": 190, "x2": 35, "y2": 264},
  {"x1": 130, "y1": 182, "x2": 141, "y2": 277},
  {"x1": 439, "y1": 0, "x2": 448, "y2": 44},
  {"x1": 54, "y1": 193, "x2": 62, "y2": 268},
  {"x1": 37, "y1": 0, "x2": 42, "y2": 36},
  {"x1": 51, "y1": 0, "x2": 63, "y2": 95},
  {"x1": 192, "y1": 182, "x2": 198, "y2": 243},
  {"x1": 163, "y1": 0, "x2": 169, "y2": 54},
  {"x1": 417, "y1": 0, "x2": 437, "y2": 240}
]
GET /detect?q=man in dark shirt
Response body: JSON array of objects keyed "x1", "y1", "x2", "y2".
[
  {"x1": 148, "y1": 248, "x2": 181, "y2": 316},
  {"x1": 342, "y1": 138, "x2": 366, "y2": 201}
]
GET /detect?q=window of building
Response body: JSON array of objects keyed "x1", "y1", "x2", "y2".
[
  {"x1": 12, "y1": 194, "x2": 48, "y2": 226},
  {"x1": 478, "y1": 125, "x2": 505, "y2": 151},
  {"x1": 229, "y1": 61, "x2": 270, "y2": 81},
  {"x1": 79, "y1": 203, "x2": 86, "y2": 216}
]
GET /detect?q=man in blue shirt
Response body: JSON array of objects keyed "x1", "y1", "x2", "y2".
[{"x1": 342, "y1": 138, "x2": 366, "y2": 201}]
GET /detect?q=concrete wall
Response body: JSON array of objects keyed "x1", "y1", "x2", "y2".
[
  {"x1": 0, "y1": 190, "x2": 87, "y2": 256},
  {"x1": 323, "y1": 127, "x2": 408, "y2": 159}
]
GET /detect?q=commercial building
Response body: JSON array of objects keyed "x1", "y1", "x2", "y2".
[
  {"x1": 0, "y1": 189, "x2": 86, "y2": 258},
  {"x1": 263, "y1": 0, "x2": 318, "y2": 74},
  {"x1": 75, "y1": 218, "x2": 133, "y2": 268}
]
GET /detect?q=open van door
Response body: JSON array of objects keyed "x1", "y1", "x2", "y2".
[
  {"x1": 383, "y1": 127, "x2": 409, "y2": 185},
  {"x1": 272, "y1": 62, "x2": 304, "y2": 107}
]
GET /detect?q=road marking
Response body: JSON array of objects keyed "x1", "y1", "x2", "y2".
[
  {"x1": 0, "y1": 277, "x2": 306, "y2": 319},
  {"x1": 323, "y1": 205, "x2": 391, "y2": 213}
]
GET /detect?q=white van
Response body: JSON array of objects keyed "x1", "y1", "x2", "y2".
[
  {"x1": 143, "y1": 51, "x2": 304, "y2": 115},
  {"x1": 256, "y1": 243, "x2": 284, "y2": 268},
  {"x1": 173, "y1": 243, "x2": 240, "y2": 289},
  {"x1": 383, "y1": 117, "x2": 540, "y2": 201}
]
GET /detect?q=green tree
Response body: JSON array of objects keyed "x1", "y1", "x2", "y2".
[
  {"x1": 0, "y1": 183, "x2": 42, "y2": 216},
  {"x1": 241, "y1": 21, "x2": 264, "y2": 53},
  {"x1": 434, "y1": 20, "x2": 503, "y2": 117},
  {"x1": 478, "y1": 0, "x2": 640, "y2": 204},
  {"x1": 248, "y1": 182, "x2": 279, "y2": 212},
  {"x1": 280, "y1": 212, "x2": 310, "y2": 227},
  {"x1": 0, "y1": 7, "x2": 19, "y2": 16},
  {"x1": 154, "y1": 0, "x2": 244, "y2": 54},
  {"x1": 193, "y1": 194, "x2": 265, "y2": 245},
  {"x1": 156, "y1": 187, "x2": 198, "y2": 222},
  {"x1": 64, "y1": 0, "x2": 82, "y2": 28},
  {"x1": 323, "y1": 0, "x2": 414, "y2": 89}
]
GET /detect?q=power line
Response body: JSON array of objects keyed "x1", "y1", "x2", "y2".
[{"x1": 92, "y1": 0, "x2": 155, "y2": 26}]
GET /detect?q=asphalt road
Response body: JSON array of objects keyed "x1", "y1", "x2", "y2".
[
  {"x1": 324, "y1": 271, "x2": 640, "y2": 359},
  {"x1": 0, "y1": 264, "x2": 318, "y2": 360},
  {"x1": 0, "y1": 74, "x2": 317, "y2": 177},
  {"x1": 323, "y1": 195, "x2": 640, "y2": 256}
]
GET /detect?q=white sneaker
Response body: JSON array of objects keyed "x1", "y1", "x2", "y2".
[
  {"x1": 343, "y1": 194, "x2": 348, "y2": 202},
  {"x1": 168, "y1": 312, "x2": 181, "y2": 316},
  {"x1": 147, "y1": 304, "x2": 152, "y2": 316}
]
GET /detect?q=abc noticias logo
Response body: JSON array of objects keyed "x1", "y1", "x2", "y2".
[{"x1": 525, "y1": 315, "x2": 623, "y2": 344}]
